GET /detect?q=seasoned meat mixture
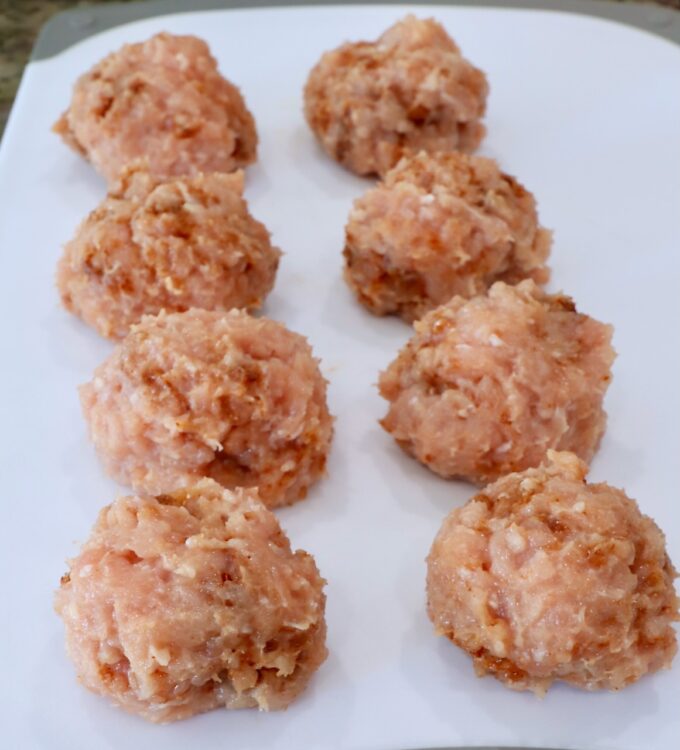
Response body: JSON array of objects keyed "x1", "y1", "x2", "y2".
[
  {"x1": 80, "y1": 309, "x2": 333, "y2": 508},
  {"x1": 427, "y1": 451, "x2": 679, "y2": 694},
  {"x1": 55, "y1": 479, "x2": 327, "y2": 721}
]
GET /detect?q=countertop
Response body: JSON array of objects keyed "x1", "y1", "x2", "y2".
[
  {"x1": 1, "y1": 0, "x2": 679, "y2": 136},
  {"x1": 1, "y1": 0, "x2": 136, "y2": 134}
]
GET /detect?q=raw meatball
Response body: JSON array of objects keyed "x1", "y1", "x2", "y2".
[
  {"x1": 427, "y1": 451, "x2": 679, "y2": 695},
  {"x1": 304, "y1": 15, "x2": 488, "y2": 176},
  {"x1": 379, "y1": 281, "x2": 615, "y2": 483},
  {"x1": 55, "y1": 479, "x2": 327, "y2": 721},
  {"x1": 344, "y1": 151, "x2": 551, "y2": 321},
  {"x1": 54, "y1": 33, "x2": 257, "y2": 182},
  {"x1": 80, "y1": 309, "x2": 333, "y2": 508},
  {"x1": 57, "y1": 164, "x2": 280, "y2": 340}
]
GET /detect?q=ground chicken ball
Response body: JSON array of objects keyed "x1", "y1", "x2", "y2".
[
  {"x1": 344, "y1": 152, "x2": 551, "y2": 321},
  {"x1": 57, "y1": 165, "x2": 280, "y2": 340},
  {"x1": 304, "y1": 15, "x2": 488, "y2": 176},
  {"x1": 427, "y1": 451, "x2": 679, "y2": 695},
  {"x1": 55, "y1": 479, "x2": 327, "y2": 722},
  {"x1": 80, "y1": 309, "x2": 333, "y2": 508},
  {"x1": 379, "y1": 280, "x2": 614, "y2": 484},
  {"x1": 54, "y1": 33, "x2": 257, "y2": 182}
]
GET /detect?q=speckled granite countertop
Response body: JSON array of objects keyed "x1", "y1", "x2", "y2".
[
  {"x1": 1, "y1": 0, "x2": 135, "y2": 134},
  {"x1": 1, "y1": 0, "x2": 678, "y2": 136}
]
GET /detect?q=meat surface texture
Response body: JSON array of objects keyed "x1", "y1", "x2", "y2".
[
  {"x1": 304, "y1": 15, "x2": 488, "y2": 176},
  {"x1": 55, "y1": 479, "x2": 327, "y2": 722},
  {"x1": 54, "y1": 33, "x2": 257, "y2": 181},
  {"x1": 344, "y1": 151, "x2": 551, "y2": 321},
  {"x1": 80, "y1": 309, "x2": 333, "y2": 508},
  {"x1": 57, "y1": 165, "x2": 280, "y2": 340},
  {"x1": 379, "y1": 280, "x2": 615, "y2": 483},
  {"x1": 427, "y1": 451, "x2": 679, "y2": 695}
]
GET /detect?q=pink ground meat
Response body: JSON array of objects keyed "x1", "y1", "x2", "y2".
[
  {"x1": 344, "y1": 151, "x2": 551, "y2": 321},
  {"x1": 80, "y1": 309, "x2": 333, "y2": 508},
  {"x1": 427, "y1": 451, "x2": 679, "y2": 695},
  {"x1": 304, "y1": 15, "x2": 488, "y2": 177},
  {"x1": 379, "y1": 280, "x2": 615, "y2": 483},
  {"x1": 55, "y1": 479, "x2": 327, "y2": 722},
  {"x1": 57, "y1": 165, "x2": 280, "y2": 340},
  {"x1": 54, "y1": 33, "x2": 257, "y2": 182}
]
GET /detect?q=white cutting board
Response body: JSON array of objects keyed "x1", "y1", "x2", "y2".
[{"x1": 1, "y1": 5, "x2": 679, "y2": 749}]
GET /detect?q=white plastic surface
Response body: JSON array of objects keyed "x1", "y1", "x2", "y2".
[{"x1": 1, "y1": 5, "x2": 679, "y2": 749}]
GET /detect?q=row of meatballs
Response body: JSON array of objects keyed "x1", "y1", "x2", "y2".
[
  {"x1": 58, "y1": 149, "x2": 549, "y2": 339},
  {"x1": 57, "y1": 17, "x2": 544, "y2": 335},
  {"x1": 52, "y1": 16, "x2": 678, "y2": 723},
  {"x1": 53, "y1": 30, "x2": 330, "y2": 723},
  {"x1": 58, "y1": 296, "x2": 678, "y2": 718}
]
